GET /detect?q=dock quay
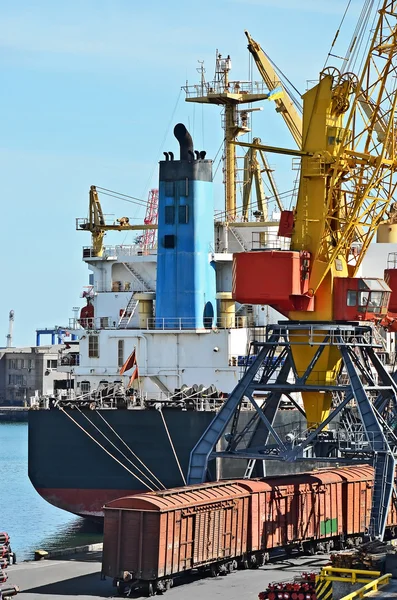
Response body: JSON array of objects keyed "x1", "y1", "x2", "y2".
[
  {"x1": 0, "y1": 407, "x2": 28, "y2": 423},
  {"x1": 11, "y1": 552, "x2": 397, "y2": 600},
  {"x1": 6, "y1": 553, "x2": 333, "y2": 600},
  {"x1": 5, "y1": 547, "x2": 397, "y2": 599}
]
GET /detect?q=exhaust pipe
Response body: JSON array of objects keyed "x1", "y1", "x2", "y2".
[{"x1": 174, "y1": 123, "x2": 194, "y2": 161}]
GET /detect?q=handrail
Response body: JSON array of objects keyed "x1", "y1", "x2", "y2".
[
  {"x1": 316, "y1": 567, "x2": 392, "y2": 600},
  {"x1": 321, "y1": 567, "x2": 381, "y2": 577},
  {"x1": 338, "y1": 573, "x2": 392, "y2": 600}
]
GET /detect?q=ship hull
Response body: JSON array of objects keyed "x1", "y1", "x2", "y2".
[{"x1": 28, "y1": 407, "x2": 240, "y2": 518}]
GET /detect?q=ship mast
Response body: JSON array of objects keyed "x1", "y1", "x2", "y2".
[{"x1": 183, "y1": 53, "x2": 270, "y2": 221}]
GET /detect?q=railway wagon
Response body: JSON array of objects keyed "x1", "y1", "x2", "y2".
[
  {"x1": 242, "y1": 469, "x2": 345, "y2": 555},
  {"x1": 102, "y1": 465, "x2": 397, "y2": 596},
  {"x1": 102, "y1": 480, "x2": 251, "y2": 595}
]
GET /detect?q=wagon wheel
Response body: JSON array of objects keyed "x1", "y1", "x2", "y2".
[
  {"x1": 147, "y1": 582, "x2": 155, "y2": 597},
  {"x1": 116, "y1": 581, "x2": 127, "y2": 597},
  {"x1": 210, "y1": 564, "x2": 220, "y2": 577}
]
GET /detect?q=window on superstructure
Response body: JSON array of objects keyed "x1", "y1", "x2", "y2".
[
  {"x1": 165, "y1": 206, "x2": 175, "y2": 224},
  {"x1": 179, "y1": 178, "x2": 188, "y2": 197},
  {"x1": 118, "y1": 340, "x2": 124, "y2": 368},
  {"x1": 179, "y1": 205, "x2": 189, "y2": 224},
  {"x1": 88, "y1": 335, "x2": 99, "y2": 358},
  {"x1": 9, "y1": 359, "x2": 17, "y2": 370},
  {"x1": 163, "y1": 235, "x2": 175, "y2": 248},
  {"x1": 81, "y1": 381, "x2": 91, "y2": 393},
  {"x1": 165, "y1": 181, "x2": 174, "y2": 197},
  {"x1": 46, "y1": 359, "x2": 57, "y2": 369}
]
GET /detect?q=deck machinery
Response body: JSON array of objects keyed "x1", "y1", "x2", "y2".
[{"x1": 188, "y1": 2, "x2": 397, "y2": 539}]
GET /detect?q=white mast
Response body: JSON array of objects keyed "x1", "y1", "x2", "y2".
[{"x1": 6, "y1": 310, "x2": 14, "y2": 348}]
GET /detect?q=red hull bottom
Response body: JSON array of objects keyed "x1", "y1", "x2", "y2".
[{"x1": 36, "y1": 487, "x2": 140, "y2": 518}]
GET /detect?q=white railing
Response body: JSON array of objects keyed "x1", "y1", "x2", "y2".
[
  {"x1": 94, "y1": 281, "x2": 156, "y2": 293},
  {"x1": 66, "y1": 315, "x2": 250, "y2": 331},
  {"x1": 251, "y1": 230, "x2": 291, "y2": 251},
  {"x1": 144, "y1": 316, "x2": 248, "y2": 330},
  {"x1": 82, "y1": 245, "x2": 157, "y2": 259},
  {"x1": 68, "y1": 316, "x2": 114, "y2": 330},
  {"x1": 183, "y1": 80, "x2": 268, "y2": 98}
]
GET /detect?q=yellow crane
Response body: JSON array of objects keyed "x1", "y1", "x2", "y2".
[
  {"x1": 245, "y1": 30, "x2": 302, "y2": 148},
  {"x1": 234, "y1": 2, "x2": 397, "y2": 427},
  {"x1": 77, "y1": 186, "x2": 157, "y2": 257},
  {"x1": 189, "y1": 4, "x2": 397, "y2": 540}
]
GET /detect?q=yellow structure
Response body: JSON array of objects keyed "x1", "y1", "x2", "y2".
[
  {"x1": 77, "y1": 186, "x2": 157, "y2": 257},
  {"x1": 245, "y1": 30, "x2": 302, "y2": 148},
  {"x1": 183, "y1": 55, "x2": 271, "y2": 221},
  {"x1": 134, "y1": 293, "x2": 155, "y2": 329},
  {"x1": 236, "y1": 5, "x2": 397, "y2": 427},
  {"x1": 216, "y1": 292, "x2": 236, "y2": 328},
  {"x1": 315, "y1": 566, "x2": 392, "y2": 600}
]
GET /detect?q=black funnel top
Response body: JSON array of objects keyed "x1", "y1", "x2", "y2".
[{"x1": 174, "y1": 123, "x2": 194, "y2": 161}]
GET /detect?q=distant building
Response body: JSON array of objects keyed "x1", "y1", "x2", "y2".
[{"x1": 0, "y1": 345, "x2": 76, "y2": 406}]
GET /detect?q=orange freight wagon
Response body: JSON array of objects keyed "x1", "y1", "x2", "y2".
[
  {"x1": 242, "y1": 469, "x2": 345, "y2": 554},
  {"x1": 102, "y1": 480, "x2": 251, "y2": 595}
]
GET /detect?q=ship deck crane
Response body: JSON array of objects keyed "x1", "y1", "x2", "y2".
[
  {"x1": 188, "y1": 2, "x2": 397, "y2": 540},
  {"x1": 77, "y1": 186, "x2": 158, "y2": 257},
  {"x1": 141, "y1": 189, "x2": 159, "y2": 253}
]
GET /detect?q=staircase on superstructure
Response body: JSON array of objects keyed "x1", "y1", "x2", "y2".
[{"x1": 118, "y1": 263, "x2": 155, "y2": 329}]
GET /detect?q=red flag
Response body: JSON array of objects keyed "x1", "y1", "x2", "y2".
[
  {"x1": 127, "y1": 366, "x2": 139, "y2": 388},
  {"x1": 119, "y1": 349, "x2": 136, "y2": 375}
]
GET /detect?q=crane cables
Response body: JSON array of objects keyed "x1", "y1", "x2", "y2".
[
  {"x1": 59, "y1": 406, "x2": 165, "y2": 491},
  {"x1": 95, "y1": 186, "x2": 148, "y2": 210},
  {"x1": 323, "y1": 0, "x2": 379, "y2": 75},
  {"x1": 260, "y1": 52, "x2": 302, "y2": 114}
]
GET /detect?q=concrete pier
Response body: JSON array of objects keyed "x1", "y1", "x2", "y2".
[
  {"x1": 0, "y1": 407, "x2": 28, "y2": 422},
  {"x1": 8, "y1": 550, "x2": 397, "y2": 600},
  {"x1": 6, "y1": 552, "x2": 333, "y2": 600}
]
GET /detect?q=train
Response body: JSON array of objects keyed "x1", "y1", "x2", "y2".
[{"x1": 101, "y1": 465, "x2": 397, "y2": 596}]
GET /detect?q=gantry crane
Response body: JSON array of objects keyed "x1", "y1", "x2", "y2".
[
  {"x1": 188, "y1": 2, "x2": 397, "y2": 540},
  {"x1": 77, "y1": 186, "x2": 157, "y2": 257}
]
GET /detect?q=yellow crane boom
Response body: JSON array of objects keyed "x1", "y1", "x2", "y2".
[{"x1": 245, "y1": 30, "x2": 302, "y2": 148}]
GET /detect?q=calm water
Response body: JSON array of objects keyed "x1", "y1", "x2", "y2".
[{"x1": 0, "y1": 422, "x2": 103, "y2": 561}]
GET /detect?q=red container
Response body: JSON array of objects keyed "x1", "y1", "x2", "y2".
[
  {"x1": 384, "y1": 268, "x2": 397, "y2": 312},
  {"x1": 232, "y1": 250, "x2": 313, "y2": 314}
]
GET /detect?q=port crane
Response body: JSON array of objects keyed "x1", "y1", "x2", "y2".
[
  {"x1": 188, "y1": 2, "x2": 397, "y2": 539},
  {"x1": 245, "y1": 30, "x2": 302, "y2": 148},
  {"x1": 241, "y1": 30, "x2": 303, "y2": 220}
]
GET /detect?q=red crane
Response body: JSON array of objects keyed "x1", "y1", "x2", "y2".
[{"x1": 141, "y1": 189, "x2": 158, "y2": 254}]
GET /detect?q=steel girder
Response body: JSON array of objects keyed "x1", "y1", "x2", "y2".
[{"x1": 187, "y1": 322, "x2": 397, "y2": 540}]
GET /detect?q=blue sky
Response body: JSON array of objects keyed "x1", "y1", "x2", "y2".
[{"x1": 0, "y1": 0, "x2": 363, "y2": 346}]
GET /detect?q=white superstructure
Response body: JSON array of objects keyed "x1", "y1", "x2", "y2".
[{"x1": 56, "y1": 221, "x2": 286, "y2": 401}]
